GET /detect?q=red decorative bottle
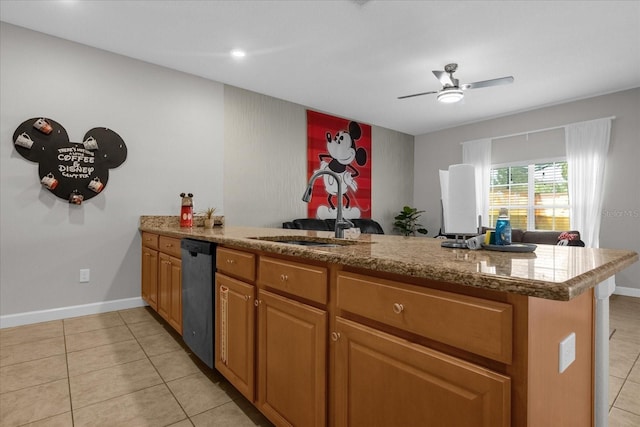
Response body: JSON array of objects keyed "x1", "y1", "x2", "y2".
[{"x1": 180, "y1": 192, "x2": 194, "y2": 228}]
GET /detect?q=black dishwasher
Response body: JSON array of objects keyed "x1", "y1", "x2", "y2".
[{"x1": 181, "y1": 238, "x2": 216, "y2": 369}]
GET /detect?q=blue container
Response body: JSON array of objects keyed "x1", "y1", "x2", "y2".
[{"x1": 495, "y1": 208, "x2": 512, "y2": 245}]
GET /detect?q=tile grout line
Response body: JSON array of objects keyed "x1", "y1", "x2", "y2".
[
  {"x1": 62, "y1": 318, "x2": 76, "y2": 427},
  {"x1": 119, "y1": 309, "x2": 193, "y2": 427},
  {"x1": 611, "y1": 350, "x2": 640, "y2": 415}
]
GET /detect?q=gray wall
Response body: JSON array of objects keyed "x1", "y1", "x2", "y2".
[
  {"x1": 223, "y1": 86, "x2": 415, "y2": 232},
  {"x1": 0, "y1": 23, "x2": 415, "y2": 321},
  {"x1": 414, "y1": 88, "x2": 640, "y2": 292},
  {"x1": 0, "y1": 23, "x2": 224, "y2": 317}
]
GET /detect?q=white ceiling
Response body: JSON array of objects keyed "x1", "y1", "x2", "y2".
[{"x1": 1, "y1": 0, "x2": 639, "y2": 136}]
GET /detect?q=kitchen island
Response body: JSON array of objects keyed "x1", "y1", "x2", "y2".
[{"x1": 140, "y1": 216, "x2": 638, "y2": 427}]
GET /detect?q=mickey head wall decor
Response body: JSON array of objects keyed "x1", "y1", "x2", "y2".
[{"x1": 12, "y1": 117, "x2": 127, "y2": 204}]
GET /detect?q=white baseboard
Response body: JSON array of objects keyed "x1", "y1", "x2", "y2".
[
  {"x1": 613, "y1": 286, "x2": 640, "y2": 298},
  {"x1": 0, "y1": 297, "x2": 147, "y2": 329}
]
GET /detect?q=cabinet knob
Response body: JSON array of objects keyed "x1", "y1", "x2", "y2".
[
  {"x1": 245, "y1": 295, "x2": 250, "y2": 301},
  {"x1": 392, "y1": 303, "x2": 404, "y2": 314},
  {"x1": 226, "y1": 259, "x2": 235, "y2": 264},
  {"x1": 254, "y1": 299, "x2": 261, "y2": 307},
  {"x1": 331, "y1": 332, "x2": 341, "y2": 342},
  {"x1": 280, "y1": 274, "x2": 288, "y2": 282}
]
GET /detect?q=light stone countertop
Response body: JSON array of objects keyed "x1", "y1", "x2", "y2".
[{"x1": 140, "y1": 216, "x2": 638, "y2": 301}]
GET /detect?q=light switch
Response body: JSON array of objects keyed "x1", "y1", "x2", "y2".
[
  {"x1": 79, "y1": 269, "x2": 90, "y2": 283},
  {"x1": 559, "y1": 332, "x2": 576, "y2": 373}
]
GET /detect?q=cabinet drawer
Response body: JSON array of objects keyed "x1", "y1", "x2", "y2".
[
  {"x1": 333, "y1": 317, "x2": 510, "y2": 427},
  {"x1": 336, "y1": 271, "x2": 512, "y2": 363},
  {"x1": 217, "y1": 247, "x2": 256, "y2": 282},
  {"x1": 259, "y1": 257, "x2": 327, "y2": 305},
  {"x1": 142, "y1": 232, "x2": 159, "y2": 250},
  {"x1": 158, "y1": 236, "x2": 181, "y2": 258}
]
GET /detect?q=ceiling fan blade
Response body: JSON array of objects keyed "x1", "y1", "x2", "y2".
[
  {"x1": 397, "y1": 90, "x2": 438, "y2": 100},
  {"x1": 461, "y1": 76, "x2": 514, "y2": 90},
  {"x1": 432, "y1": 70, "x2": 453, "y2": 87}
]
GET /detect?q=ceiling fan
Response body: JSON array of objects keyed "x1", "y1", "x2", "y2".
[{"x1": 398, "y1": 63, "x2": 514, "y2": 103}]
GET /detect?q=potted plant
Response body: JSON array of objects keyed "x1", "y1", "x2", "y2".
[
  {"x1": 393, "y1": 205, "x2": 428, "y2": 236},
  {"x1": 202, "y1": 207, "x2": 217, "y2": 229}
]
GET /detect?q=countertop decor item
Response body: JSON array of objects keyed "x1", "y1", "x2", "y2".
[
  {"x1": 393, "y1": 205, "x2": 428, "y2": 236},
  {"x1": 202, "y1": 207, "x2": 217, "y2": 229},
  {"x1": 180, "y1": 193, "x2": 194, "y2": 228}
]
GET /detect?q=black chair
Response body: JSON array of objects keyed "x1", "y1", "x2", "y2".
[
  {"x1": 292, "y1": 218, "x2": 332, "y2": 231},
  {"x1": 351, "y1": 218, "x2": 385, "y2": 234}
]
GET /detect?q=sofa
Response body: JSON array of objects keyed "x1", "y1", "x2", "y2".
[
  {"x1": 482, "y1": 228, "x2": 585, "y2": 246},
  {"x1": 283, "y1": 218, "x2": 385, "y2": 234}
]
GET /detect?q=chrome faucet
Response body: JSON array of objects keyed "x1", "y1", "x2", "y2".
[{"x1": 302, "y1": 170, "x2": 354, "y2": 238}]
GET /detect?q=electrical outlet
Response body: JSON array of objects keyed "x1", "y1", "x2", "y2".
[
  {"x1": 559, "y1": 332, "x2": 576, "y2": 373},
  {"x1": 79, "y1": 269, "x2": 90, "y2": 283}
]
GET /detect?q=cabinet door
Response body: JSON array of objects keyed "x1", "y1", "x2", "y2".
[
  {"x1": 257, "y1": 289, "x2": 327, "y2": 427},
  {"x1": 215, "y1": 273, "x2": 255, "y2": 401},
  {"x1": 141, "y1": 246, "x2": 158, "y2": 310},
  {"x1": 333, "y1": 317, "x2": 510, "y2": 427},
  {"x1": 158, "y1": 252, "x2": 171, "y2": 321},
  {"x1": 168, "y1": 256, "x2": 182, "y2": 334}
]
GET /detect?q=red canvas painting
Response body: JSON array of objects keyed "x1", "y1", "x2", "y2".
[{"x1": 306, "y1": 110, "x2": 371, "y2": 219}]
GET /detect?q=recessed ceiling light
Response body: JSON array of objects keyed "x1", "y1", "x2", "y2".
[{"x1": 230, "y1": 49, "x2": 246, "y2": 58}]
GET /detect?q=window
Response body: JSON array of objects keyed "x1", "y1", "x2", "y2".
[{"x1": 489, "y1": 160, "x2": 569, "y2": 231}]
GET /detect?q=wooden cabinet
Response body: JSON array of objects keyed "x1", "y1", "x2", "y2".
[
  {"x1": 334, "y1": 270, "x2": 512, "y2": 426},
  {"x1": 141, "y1": 232, "x2": 182, "y2": 334},
  {"x1": 157, "y1": 235, "x2": 183, "y2": 334},
  {"x1": 210, "y1": 245, "x2": 513, "y2": 427},
  {"x1": 217, "y1": 247, "x2": 256, "y2": 282},
  {"x1": 141, "y1": 244, "x2": 158, "y2": 310},
  {"x1": 256, "y1": 289, "x2": 327, "y2": 427},
  {"x1": 333, "y1": 317, "x2": 510, "y2": 427},
  {"x1": 215, "y1": 247, "x2": 257, "y2": 402},
  {"x1": 158, "y1": 252, "x2": 182, "y2": 334},
  {"x1": 214, "y1": 247, "x2": 329, "y2": 427},
  {"x1": 141, "y1": 233, "x2": 595, "y2": 426},
  {"x1": 256, "y1": 256, "x2": 328, "y2": 427},
  {"x1": 336, "y1": 271, "x2": 512, "y2": 363},
  {"x1": 215, "y1": 272, "x2": 255, "y2": 401},
  {"x1": 141, "y1": 232, "x2": 159, "y2": 310}
]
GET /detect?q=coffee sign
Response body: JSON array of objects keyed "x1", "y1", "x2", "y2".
[
  {"x1": 12, "y1": 117, "x2": 127, "y2": 204},
  {"x1": 57, "y1": 146, "x2": 97, "y2": 179}
]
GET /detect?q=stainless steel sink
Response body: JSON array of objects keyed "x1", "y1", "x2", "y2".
[{"x1": 249, "y1": 236, "x2": 365, "y2": 247}]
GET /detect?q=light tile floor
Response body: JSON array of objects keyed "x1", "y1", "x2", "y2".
[
  {"x1": 608, "y1": 295, "x2": 640, "y2": 426},
  {"x1": 0, "y1": 307, "x2": 273, "y2": 427},
  {"x1": 0, "y1": 296, "x2": 638, "y2": 426}
]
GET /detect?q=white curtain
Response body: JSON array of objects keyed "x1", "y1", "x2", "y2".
[
  {"x1": 565, "y1": 118, "x2": 612, "y2": 248},
  {"x1": 462, "y1": 138, "x2": 491, "y2": 227}
]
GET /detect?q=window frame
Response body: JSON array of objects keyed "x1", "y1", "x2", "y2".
[{"x1": 489, "y1": 157, "x2": 569, "y2": 231}]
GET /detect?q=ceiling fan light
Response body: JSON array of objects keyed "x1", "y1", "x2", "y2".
[{"x1": 437, "y1": 88, "x2": 464, "y2": 103}]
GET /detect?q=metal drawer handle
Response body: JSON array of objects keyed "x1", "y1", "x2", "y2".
[
  {"x1": 393, "y1": 303, "x2": 404, "y2": 314},
  {"x1": 280, "y1": 274, "x2": 288, "y2": 282},
  {"x1": 331, "y1": 332, "x2": 341, "y2": 341}
]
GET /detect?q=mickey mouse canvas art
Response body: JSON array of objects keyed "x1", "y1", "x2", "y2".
[{"x1": 306, "y1": 110, "x2": 371, "y2": 219}]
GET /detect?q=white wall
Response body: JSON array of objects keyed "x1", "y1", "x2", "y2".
[
  {"x1": 414, "y1": 88, "x2": 640, "y2": 292},
  {"x1": 223, "y1": 86, "x2": 415, "y2": 233},
  {"x1": 0, "y1": 23, "x2": 224, "y2": 317}
]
